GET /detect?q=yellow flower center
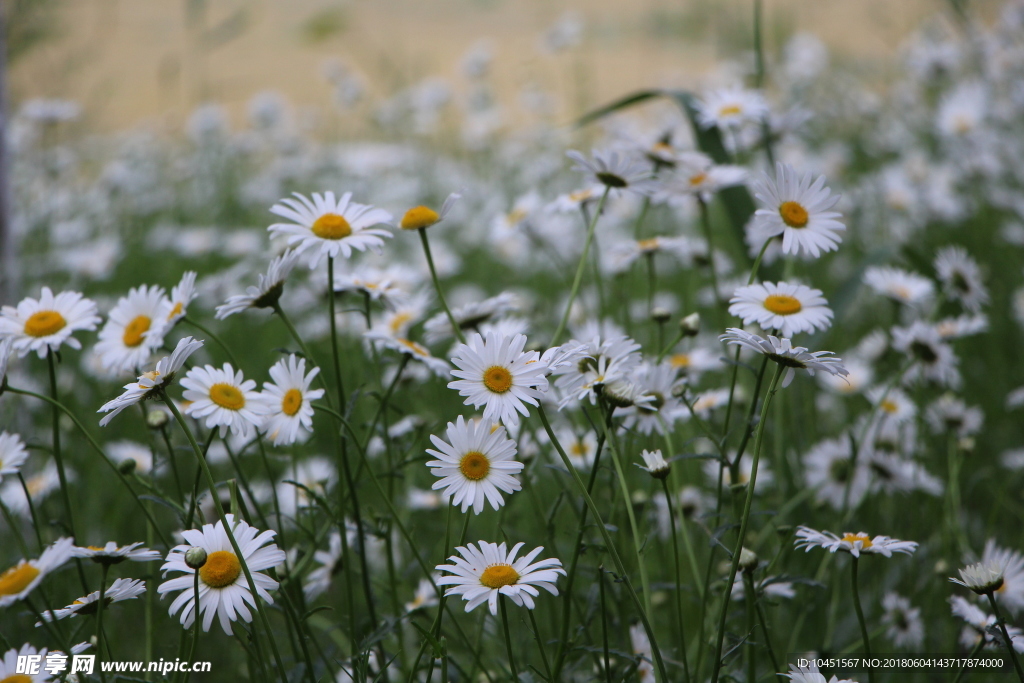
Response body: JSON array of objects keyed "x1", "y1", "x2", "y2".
[
  {"x1": 281, "y1": 388, "x2": 303, "y2": 416},
  {"x1": 669, "y1": 353, "x2": 690, "y2": 368},
  {"x1": 719, "y1": 104, "x2": 742, "y2": 117},
  {"x1": 568, "y1": 189, "x2": 592, "y2": 202},
  {"x1": 0, "y1": 563, "x2": 40, "y2": 597},
  {"x1": 569, "y1": 440, "x2": 588, "y2": 457},
  {"x1": 311, "y1": 213, "x2": 353, "y2": 240},
  {"x1": 389, "y1": 312, "x2": 413, "y2": 335},
  {"x1": 167, "y1": 302, "x2": 184, "y2": 320},
  {"x1": 880, "y1": 399, "x2": 898, "y2": 414},
  {"x1": 763, "y1": 294, "x2": 803, "y2": 316},
  {"x1": 401, "y1": 206, "x2": 440, "y2": 230},
  {"x1": 841, "y1": 533, "x2": 873, "y2": 549},
  {"x1": 199, "y1": 550, "x2": 242, "y2": 588},
  {"x1": 637, "y1": 238, "x2": 661, "y2": 253},
  {"x1": 398, "y1": 338, "x2": 430, "y2": 357},
  {"x1": 459, "y1": 451, "x2": 491, "y2": 481},
  {"x1": 1, "y1": 674, "x2": 34, "y2": 683},
  {"x1": 482, "y1": 366, "x2": 513, "y2": 394},
  {"x1": 122, "y1": 315, "x2": 152, "y2": 347},
  {"x1": 209, "y1": 383, "x2": 245, "y2": 410},
  {"x1": 507, "y1": 208, "x2": 528, "y2": 225},
  {"x1": 87, "y1": 545, "x2": 108, "y2": 551},
  {"x1": 779, "y1": 201, "x2": 809, "y2": 228},
  {"x1": 689, "y1": 172, "x2": 708, "y2": 186},
  {"x1": 24, "y1": 310, "x2": 66, "y2": 338},
  {"x1": 480, "y1": 564, "x2": 519, "y2": 589}
]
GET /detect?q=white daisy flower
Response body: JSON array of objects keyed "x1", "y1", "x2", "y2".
[
  {"x1": 426, "y1": 416, "x2": 523, "y2": 514},
  {"x1": 0, "y1": 644, "x2": 51, "y2": 683},
  {"x1": 555, "y1": 428, "x2": 597, "y2": 470},
  {"x1": 866, "y1": 386, "x2": 916, "y2": 424},
  {"x1": 369, "y1": 293, "x2": 432, "y2": 340},
  {"x1": 423, "y1": 292, "x2": 519, "y2": 345},
  {"x1": 864, "y1": 451, "x2": 942, "y2": 497},
  {"x1": 696, "y1": 86, "x2": 768, "y2": 130},
  {"x1": 215, "y1": 250, "x2": 300, "y2": 319},
  {"x1": 659, "y1": 151, "x2": 747, "y2": 201},
  {"x1": 951, "y1": 560, "x2": 1005, "y2": 595},
  {"x1": 730, "y1": 574, "x2": 796, "y2": 601},
  {"x1": 0, "y1": 287, "x2": 100, "y2": 358},
  {"x1": 863, "y1": 266, "x2": 934, "y2": 307},
  {"x1": 435, "y1": 540, "x2": 565, "y2": 615},
  {"x1": 0, "y1": 336, "x2": 12, "y2": 386},
  {"x1": 448, "y1": 332, "x2": 548, "y2": 428},
  {"x1": 0, "y1": 464, "x2": 63, "y2": 518},
  {"x1": 0, "y1": 431, "x2": 29, "y2": 483},
  {"x1": 256, "y1": 355, "x2": 325, "y2": 446},
  {"x1": 268, "y1": 191, "x2": 393, "y2": 268},
  {"x1": 750, "y1": 163, "x2": 845, "y2": 258},
  {"x1": 934, "y1": 245, "x2": 989, "y2": 312},
  {"x1": 405, "y1": 574, "x2": 441, "y2": 612},
  {"x1": 98, "y1": 337, "x2": 205, "y2": 426},
  {"x1": 303, "y1": 531, "x2": 344, "y2": 601},
  {"x1": 729, "y1": 281, "x2": 833, "y2": 338},
  {"x1": 794, "y1": 526, "x2": 918, "y2": 558},
  {"x1": 157, "y1": 514, "x2": 286, "y2": 634},
  {"x1": 781, "y1": 662, "x2": 857, "y2": 683},
  {"x1": 703, "y1": 453, "x2": 775, "y2": 493},
  {"x1": 951, "y1": 596, "x2": 1024, "y2": 653},
  {"x1": 617, "y1": 361, "x2": 685, "y2": 435},
  {"x1": 881, "y1": 592, "x2": 925, "y2": 649},
  {"x1": 803, "y1": 436, "x2": 870, "y2": 511},
  {"x1": 981, "y1": 539, "x2": 1024, "y2": 615},
  {"x1": 399, "y1": 191, "x2": 461, "y2": 231},
  {"x1": 552, "y1": 335, "x2": 642, "y2": 408},
  {"x1": 720, "y1": 328, "x2": 848, "y2": 388},
  {"x1": 925, "y1": 394, "x2": 983, "y2": 437},
  {"x1": 106, "y1": 440, "x2": 155, "y2": 475},
  {"x1": 95, "y1": 284, "x2": 169, "y2": 374},
  {"x1": 546, "y1": 186, "x2": 604, "y2": 214},
  {"x1": 891, "y1": 322, "x2": 961, "y2": 388},
  {"x1": 629, "y1": 622, "x2": 656, "y2": 683},
  {"x1": 364, "y1": 332, "x2": 450, "y2": 378},
  {"x1": 936, "y1": 313, "x2": 988, "y2": 340},
  {"x1": 331, "y1": 264, "x2": 415, "y2": 310},
  {"x1": 72, "y1": 541, "x2": 161, "y2": 566},
  {"x1": 0, "y1": 537, "x2": 74, "y2": 607},
  {"x1": 566, "y1": 148, "x2": 657, "y2": 195},
  {"x1": 666, "y1": 346, "x2": 723, "y2": 382},
  {"x1": 37, "y1": 578, "x2": 146, "y2": 622},
  {"x1": 277, "y1": 458, "x2": 336, "y2": 520},
  {"x1": 639, "y1": 449, "x2": 670, "y2": 479},
  {"x1": 181, "y1": 363, "x2": 268, "y2": 440},
  {"x1": 162, "y1": 271, "x2": 198, "y2": 326}
]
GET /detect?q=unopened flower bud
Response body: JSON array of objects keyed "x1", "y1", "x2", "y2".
[
  {"x1": 680, "y1": 312, "x2": 700, "y2": 337},
  {"x1": 146, "y1": 409, "x2": 169, "y2": 430},
  {"x1": 739, "y1": 547, "x2": 758, "y2": 572},
  {"x1": 651, "y1": 307, "x2": 671, "y2": 324},
  {"x1": 185, "y1": 547, "x2": 208, "y2": 569}
]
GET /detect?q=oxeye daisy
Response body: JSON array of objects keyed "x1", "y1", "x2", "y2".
[
  {"x1": 934, "y1": 245, "x2": 989, "y2": 312},
  {"x1": 364, "y1": 332, "x2": 451, "y2": 378},
  {"x1": 95, "y1": 284, "x2": 169, "y2": 374},
  {"x1": 551, "y1": 334, "x2": 642, "y2": 408},
  {"x1": 181, "y1": 363, "x2": 267, "y2": 440},
  {"x1": 256, "y1": 354, "x2": 325, "y2": 446},
  {"x1": 435, "y1": 540, "x2": 565, "y2": 615},
  {"x1": 303, "y1": 531, "x2": 344, "y2": 601},
  {"x1": 696, "y1": 86, "x2": 769, "y2": 130},
  {"x1": 638, "y1": 449, "x2": 670, "y2": 479},
  {"x1": 981, "y1": 539, "x2": 1024, "y2": 614},
  {"x1": 268, "y1": 191, "x2": 393, "y2": 268},
  {"x1": 423, "y1": 292, "x2": 519, "y2": 345},
  {"x1": 0, "y1": 287, "x2": 100, "y2": 358},
  {"x1": 881, "y1": 592, "x2": 925, "y2": 648},
  {"x1": 0, "y1": 645, "x2": 50, "y2": 683},
  {"x1": 162, "y1": 271, "x2": 198, "y2": 326},
  {"x1": 0, "y1": 537, "x2": 74, "y2": 607},
  {"x1": 157, "y1": 514, "x2": 285, "y2": 635},
  {"x1": 448, "y1": 332, "x2": 548, "y2": 428},
  {"x1": 863, "y1": 266, "x2": 934, "y2": 307},
  {"x1": 750, "y1": 162, "x2": 844, "y2": 258},
  {"x1": 331, "y1": 264, "x2": 414, "y2": 310},
  {"x1": 98, "y1": 337, "x2": 205, "y2": 426},
  {"x1": 951, "y1": 560, "x2": 1005, "y2": 595},
  {"x1": 891, "y1": 321, "x2": 961, "y2": 388},
  {"x1": 37, "y1": 578, "x2": 146, "y2": 623},
  {"x1": 399, "y1": 191, "x2": 461, "y2": 230},
  {"x1": 215, "y1": 250, "x2": 299, "y2": 319},
  {"x1": 0, "y1": 336, "x2": 12, "y2": 387},
  {"x1": 720, "y1": 328, "x2": 848, "y2": 388},
  {"x1": 802, "y1": 436, "x2": 870, "y2": 511},
  {"x1": 729, "y1": 281, "x2": 833, "y2": 338},
  {"x1": 405, "y1": 575, "x2": 442, "y2": 612},
  {"x1": 661, "y1": 151, "x2": 747, "y2": 201},
  {"x1": 794, "y1": 526, "x2": 918, "y2": 558},
  {"x1": 0, "y1": 431, "x2": 28, "y2": 483},
  {"x1": 566, "y1": 148, "x2": 657, "y2": 195},
  {"x1": 426, "y1": 415, "x2": 523, "y2": 514},
  {"x1": 72, "y1": 541, "x2": 161, "y2": 566}
]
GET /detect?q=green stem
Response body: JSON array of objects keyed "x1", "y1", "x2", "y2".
[
  {"x1": 96, "y1": 565, "x2": 110, "y2": 683},
  {"x1": 527, "y1": 608, "x2": 553, "y2": 682},
  {"x1": 987, "y1": 592, "x2": 1024, "y2": 683},
  {"x1": 500, "y1": 595, "x2": 519, "y2": 680},
  {"x1": 851, "y1": 557, "x2": 875, "y2": 683},
  {"x1": 709, "y1": 363, "x2": 783, "y2": 683},
  {"x1": 184, "y1": 316, "x2": 240, "y2": 369},
  {"x1": 551, "y1": 186, "x2": 610, "y2": 346},
  {"x1": 662, "y1": 479, "x2": 691, "y2": 683},
  {"x1": 417, "y1": 228, "x2": 466, "y2": 345},
  {"x1": 954, "y1": 638, "x2": 988, "y2": 683},
  {"x1": 599, "y1": 566, "x2": 612, "y2": 683},
  {"x1": 697, "y1": 198, "x2": 722, "y2": 317}
]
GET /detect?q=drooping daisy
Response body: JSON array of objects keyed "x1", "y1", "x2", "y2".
[
  {"x1": 750, "y1": 163, "x2": 845, "y2": 258},
  {"x1": 364, "y1": 332, "x2": 450, "y2": 377},
  {"x1": 215, "y1": 250, "x2": 300, "y2": 319},
  {"x1": 435, "y1": 540, "x2": 565, "y2": 615},
  {"x1": 0, "y1": 644, "x2": 51, "y2": 683},
  {"x1": 426, "y1": 416, "x2": 523, "y2": 514},
  {"x1": 72, "y1": 541, "x2": 161, "y2": 566},
  {"x1": 448, "y1": 332, "x2": 548, "y2": 428},
  {"x1": 181, "y1": 363, "x2": 267, "y2": 440},
  {"x1": 37, "y1": 578, "x2": 146, "y2": 622},
  {"x1": 256, "y1": 355, "x2": 325, "y2": 446},
  {"x1": 303, "y1": 531, "x2": 344, "y2": 601},
  {"x1": 158, "y1": 514, "x2": 286, "y2": 634},
  {"x1": 268, "y1": 191, "x2": 393, "y2": 268},
  {"x1": 794, "y1": 526, "x2": 918, "y2": 558},
  {"x1": 863, "y1": 266, "x2": 934, "y2": 307},
  {"x1": 0, "y1": 287, "x2": 100, "y2": 358},
  {"x1": 729, "y1": 281, "x2": 833, "y2": 338},
  {"x1": 0, "y1": 431, "x2": 29, "y2": 483},
  {"x1": 720, "y1": 328, "x2": 848, "y2": 388},
  {"x1": 881, "y1": 592, "x2": 925, "y2": 648},
  {"x1": 162, "y1": 271, "x2": 198, "y2": 326},
  {"x1": 566, "y1": 149, "x2": 657, "y2": 195},
  {"x1": 696, "y1": 86, "x2": 769, "y2": 130},
  {"x1": 98, "y1": 337, "x2": 205, "y2": 426},
  {"x1": 399, "y1": 191, "x2": 461, "y2": 231},
  {"x1": 0, "y1": 537, "x2": 74, "y2": 607},
  {"x1": 934, "y1": 245, "x2": 989, "y2": 312},
  {"x1": 95, "y1": 284, "x2": 169, "y2": 374}
]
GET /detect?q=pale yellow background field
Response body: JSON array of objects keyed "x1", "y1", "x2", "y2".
[{"x1": 10, "y1": 0, "x2": 984, "y2": 133}]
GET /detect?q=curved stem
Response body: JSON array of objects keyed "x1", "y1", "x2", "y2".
[
  {"x1": 551, "y1": 186, "x2": 610, "y2": 346},
  {"x1": 417, "y1": 228, "x2": 466, "y2": 345}
]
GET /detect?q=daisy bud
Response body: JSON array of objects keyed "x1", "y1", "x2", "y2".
[
  {"x1": 146, "y1": 409, "x2": 169, "y2": 430},
  {"x1": 739, "y1": 547, "x2": 758, "y2": 572},
  {"x1": 680, "y1": 312, "x2": 701, "y2": 337},
  {"x1": 185, "y1": 547, "x2": 208, "y2": 570},
  {"x1": 640, "y1": 449, "x2": 670, "y2": 479},
  {"x1": 651, "y1": 307, "x2": 671, "y2": 324}
]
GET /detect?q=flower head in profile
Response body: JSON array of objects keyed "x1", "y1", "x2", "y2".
[
  {"x1": 162, "y1": 271, "x2": 198, "y2": 326},
  {"x1": 750, "y1": 163, "x2": 844, "y2": 258},
  {"x1": 0, "y1": 432, "x2": 29, "y2": 484},
  {"x1": 863, "y1": 267, "x2": 934, "y2": 307},
  {"x1": 400, "y1": 192, "x2": 461, "y2": 230},
  {"x1": 269, "y1": 191, "x2": 393, "y2": 268},
  {"x1": 158, "y1": 514, "x2": 285, "y2": 634},
  {"x1": 215, "y1": 250, "x2": 299, "y2": 319},
  {"x1": 426, "y1": 416, "x2": 523, "y2": 514},
  {"x1": 566, "y1": 149, "x2": 656, "y2": 195},
  {"x1": 639, "y1": 449, "x2": 670, "y2": 479},
  {"x1": 303, "y1": 531, "x2": 344, "y2": 601},
  {"x1": 364, "y1": 332, "x2": 450, "y2": 377},
  {"x1": 0, "y1": 537, "x2": 74, "y2": 608},
  {"x1": 37, "y1": 578, "x2": 146, "y2": 622},
  {"x1": 951, "y1": 561, "x2": 1005, "y2": 595},
  {"x1": 729, "y1": 281, "x2": 833, "y2": 338},
  {"x1": 0, "y1": 287, "x2": 100, "y2": 358},
  {"x1": 660, "y1": 151, "x2": 747, "y2": 202},
  {"x1": 794, "y1": 526, "x2": 918, "y2": 558},
  {"x1": 720, "y1": 328, "x2": 848, "y2": 388},
  {"x1": 448, "y1": 332, "x2": 548, "y2": 427},
  {"x1": 435, "y1": 540, "x2": 565, "y2": 615},
  {"x1": 696, "y1": 86, "x2": 769, "y2": 130},
  {"x1": 72, "y1": 541, "x2": 161, "y2": 566},
  {"x1": 98, "y1": 337, "x2": 205, "y2": 426},
  {"x1": 256, "y1": 355, "x2": 325, "y2": 446}
]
